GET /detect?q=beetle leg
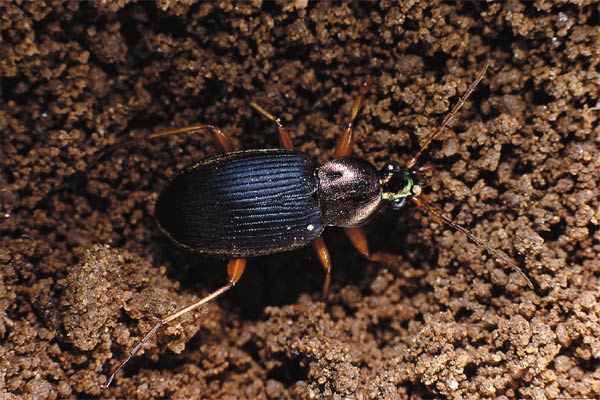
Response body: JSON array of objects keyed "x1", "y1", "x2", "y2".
[
  {"x1": 94, "y1": 124, "x2": 234, "y2": 167},
  {"x1": 144, "y1": 123, "x2": 234, "y2": 152},
  {"x1": 226, "y1": 257, "x2": 247, "y2": 284},
  {"x1": 312, "y1": 237, "x2": 332, "y2": 295},
  {"x1": 343, "y1": 227, "x2": 381, "y2": 261},
  {"x1": 102, "y1": 258, "x2": 246, "y2": 389},
  {"x1": 333, "y1": 77, "x2": 371, "y2": 158},
  {"x1": 250, "y1": 101, "x2": 294, "y2": 149}
]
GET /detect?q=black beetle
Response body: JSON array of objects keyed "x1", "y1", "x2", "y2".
[{"x1": 101, "y1": 64, "x2": 532, "y2": 388}]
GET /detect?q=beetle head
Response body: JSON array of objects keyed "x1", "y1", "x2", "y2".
[{"x1": 379, "y1": 161, "x2": 424, "y2": 210}]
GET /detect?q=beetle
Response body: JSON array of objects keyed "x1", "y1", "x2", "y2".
[{"x1": 101, "y1": 64, "x2": 532, "y2": 388}]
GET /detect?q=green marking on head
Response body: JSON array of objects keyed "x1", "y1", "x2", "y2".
[{"x1": 381, "y1": 169, "x2": 415, "y2": 202}]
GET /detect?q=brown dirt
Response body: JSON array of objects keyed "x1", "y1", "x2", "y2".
[{"x1": 1, "y1": 1, "x2": 599, "y2": 399}]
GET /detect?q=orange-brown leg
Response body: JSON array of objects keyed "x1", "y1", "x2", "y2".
[
  {"x1": 333, "y1": 78, "x2": 370, "y2": 158},
  {"x1": 143, "y1": 123, "x2": 234, "y2": 152},
  {"x1": 226, "y1": 258, "x2": 247, "y2": 283},
  {"x1": 343, "y1": 227, "x2": 381, "y2": 261},
  {"x1": 312, "y1": 237, "x2": 332, "y2": 295},
  {"x1": 95, "y1": 124, "x2": 234, "y2": 167},
  {"x1": 102, "y1": 258, "x2": 247, "y2": 389},
  {"x1": 250, "y1": 101, "x2": 294, "y2": 149}
]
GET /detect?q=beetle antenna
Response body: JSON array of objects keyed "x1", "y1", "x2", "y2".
[
  {"x1": 406, "y1": 63, "x2": 489, "y2": 169},
  {"x1": 412, "y1": 194, "x2": 534, "y2": 289}
]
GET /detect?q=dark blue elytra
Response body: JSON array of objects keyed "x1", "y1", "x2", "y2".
[{"x1": 154, "y1": 149, "x2": 324, "y2": 257}]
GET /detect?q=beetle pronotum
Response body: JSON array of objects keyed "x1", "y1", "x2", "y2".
[{"x1": 100, "y1": 64, "x2": 533, "y2": 388}]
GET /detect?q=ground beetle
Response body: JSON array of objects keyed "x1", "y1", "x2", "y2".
[{"x1": 101, "y1": 64, "x2": 533, "y2": 388}]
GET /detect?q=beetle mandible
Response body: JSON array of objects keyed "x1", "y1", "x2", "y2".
[{"x1": 101, "y1": 64, "x2": 533, "y2": 388}]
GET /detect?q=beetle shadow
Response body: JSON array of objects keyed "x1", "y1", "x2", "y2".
[
  {"x1": 155, "y1": 241, "x2": 323, "y2": 320},
  {"x1": 233, "y1": 250, "x2": 324, "y2": 316},
  {"x1": 153, "y1": 205, "x2": 418, "y2": 322}
]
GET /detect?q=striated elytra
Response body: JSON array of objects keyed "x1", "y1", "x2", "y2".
[{"x1": 155, "y1": 149, "x2": 324, "y2": 256}]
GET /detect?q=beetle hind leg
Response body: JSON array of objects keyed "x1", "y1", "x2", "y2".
[{"x1": 102, "y1": 258, "x2": 246, "y2": 389}]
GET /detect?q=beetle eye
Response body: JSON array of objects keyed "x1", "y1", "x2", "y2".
[
  {"x1": 391, "y1": 198, "x2": 408, "y2": 210},
  {"x1": 384, "y1": 161, "x2": 401, "y2": 172}
]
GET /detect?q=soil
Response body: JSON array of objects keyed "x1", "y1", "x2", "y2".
[{"x1": 1, "y1": 1, "x2": 599, "y2": 399}]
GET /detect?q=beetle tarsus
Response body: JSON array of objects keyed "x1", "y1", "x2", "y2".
[
  {"x1": 92, "y1": 124, "x2": 235, "y2": 169},
  {"x1": 102, "y1": 318, "x2": 165, "y2": 389}
]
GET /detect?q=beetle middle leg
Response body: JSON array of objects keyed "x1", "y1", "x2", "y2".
[
  {"x1": 142, "y1": 123, "x2": 234, "y2": 152},
  {"x1": 250, "y1": 100, "x2": 337, "y2": 292},
  {"x1": 95, "y1": 124, "x2": 235, "y2": 166},
  {"x1": 102, "y1": 258, "x2": 247, "y2": 388}
]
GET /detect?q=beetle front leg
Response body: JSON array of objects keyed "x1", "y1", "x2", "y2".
[
  {"x1": 250, "y1": 102, "x2": 294, "y2": 149},
  {"x1": 333, "y1": 77, "x2": 371, "y2": 158},
  {"x1": 102, "y1": 258, "x2": 246, "y2": 389},
  {"x1": 343, "y1": 227, "x2": 381, "y2": 262},
  {"x1": 311, "y1": 237, "x2": 332, "y2": 295}
]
